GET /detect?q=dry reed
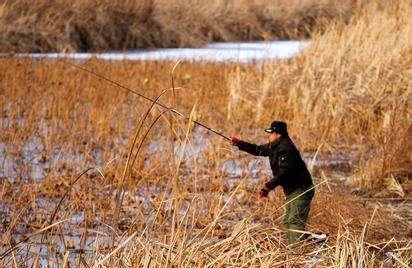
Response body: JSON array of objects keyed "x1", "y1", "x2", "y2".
[
  {"x1": 0, "y1": 0, "x2": 411, "y2": 267},
  {"x1": 0, "y1": 0, "x2": 356, "y2": 52}
]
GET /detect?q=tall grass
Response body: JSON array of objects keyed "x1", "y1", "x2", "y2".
[
  {"x1": 0, "y1": 0, "x2": 356, "y2": 52},
  {"x1": 79, "y1": 208, "x2": 411, "y2": 267},
  {"x1": 222, "y1": 0, "x2": 411, "y2": 191},
  {"x1": 0, "y1": 0, "x2": 411, "y2": 267}
]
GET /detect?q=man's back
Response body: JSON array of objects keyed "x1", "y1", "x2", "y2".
[{"x1": 271, "y1": 137, "x2": 312, "y2": 195}]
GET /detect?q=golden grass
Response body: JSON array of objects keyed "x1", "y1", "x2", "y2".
[
  {"x1": 0, "y1": 0, "x2": 357, "y2": 52},
  {"x1": 0, "y1": 0, "x2": 411, "y2": 267}
]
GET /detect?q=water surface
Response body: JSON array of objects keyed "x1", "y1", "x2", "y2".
[{"x1": 22, "y1": 41, "x2": 309, "y2": 62}]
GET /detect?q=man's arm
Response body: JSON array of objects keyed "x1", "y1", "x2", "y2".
[{"x1": 235, "y1": 140, "x2": 272, "y2": 157}]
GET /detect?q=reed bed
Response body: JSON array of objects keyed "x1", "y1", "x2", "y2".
[
  {"x1": 0, "y1": 0, "x2": 411, "y2": 267},
  {"x1": 0, "y1": 0, "x2": 357, "y2": 52}
]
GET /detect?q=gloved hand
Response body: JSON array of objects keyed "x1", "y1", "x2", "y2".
[
  {"x1": 259, "y1": 187, "x2": 269, "y2": 198},
  {"x1": 230, "y1": 136, "x2": 240, "y2": 145}
]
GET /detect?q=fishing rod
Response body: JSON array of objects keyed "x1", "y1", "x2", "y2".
[{"x1": 67, "y1": 62, "x2": 231, "y2": 141}]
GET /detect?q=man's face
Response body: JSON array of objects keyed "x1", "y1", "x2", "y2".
[{"x1": 268, "y1": 132, "x2": 281, "y2": 143}]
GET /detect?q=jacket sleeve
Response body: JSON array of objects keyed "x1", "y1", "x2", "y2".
[
  {"x1": 235, "y1": 140, "x2": 272, "y2": 157},
  {"x1": 265, "y1": 147, "x2": 299, "y2": 190}
]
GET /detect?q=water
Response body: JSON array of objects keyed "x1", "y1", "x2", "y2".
[
  {"x1": 0, "y1": 127, "x2": 354, "y2": 181},
  {"x1": 17, "y1": 41, "x2": 309, "y2": 62}
]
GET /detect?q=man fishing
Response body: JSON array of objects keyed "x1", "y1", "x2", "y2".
[
  {"x1": 230, "y1": 121, "x2": 314, "y2": 244},
  {"x1": 69, "y1": 63, "x2": 324, "y2": 245}
]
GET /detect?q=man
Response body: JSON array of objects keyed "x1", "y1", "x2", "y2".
[{"x1": 230, "y1": 121, "x2": 314, "y2": 244}]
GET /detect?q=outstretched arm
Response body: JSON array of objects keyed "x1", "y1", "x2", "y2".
[{"x1": 231, "y1": 136, "x2": 272, "y2": 157}]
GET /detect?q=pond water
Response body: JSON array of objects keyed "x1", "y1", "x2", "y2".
[
  {"x1": 19, "y1": 40, "x2": 309, "y2": 62},
  {"x1": 0, "y1": 125, "x2": 354, "y2": 182}
]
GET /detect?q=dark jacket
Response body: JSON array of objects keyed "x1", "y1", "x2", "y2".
[{"x1": 236, "y1": 136, "x2": 313, "y2": 196}]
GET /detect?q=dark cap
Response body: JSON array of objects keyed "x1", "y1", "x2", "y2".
[{"x1": 265, "y1": 121, "x2": 288, "y2": 135}]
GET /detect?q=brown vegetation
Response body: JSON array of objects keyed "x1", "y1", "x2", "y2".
[
  {"x1": 0, "y1": 0, "x2": 357, "y2": 52},
  {"x1": 0, "y1": 0, "x2": 411, "y2": 267}
]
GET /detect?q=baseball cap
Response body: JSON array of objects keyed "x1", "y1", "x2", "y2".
[{"x1": 265, "y1": 121, "x2": 288, "y2": 135}]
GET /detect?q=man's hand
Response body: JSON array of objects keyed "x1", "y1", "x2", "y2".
[
  {"x1": 259, "y1": 187, "x2": 269, "y2": 198},
  {"x1": 230, "y1": 136, "x2": 240, "y2": 146}
]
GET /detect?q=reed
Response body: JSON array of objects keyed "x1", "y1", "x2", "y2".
[
  {"x1": 0, "y1": 0, "x2": 410, "y2": 267},
  {"x1": 0, "y1": 0, "x2": 356, "y2": 52}
]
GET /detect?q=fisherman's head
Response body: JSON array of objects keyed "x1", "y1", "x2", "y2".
[{"x1": 265, "y1": 121, "x2": 288, "y2": 143}]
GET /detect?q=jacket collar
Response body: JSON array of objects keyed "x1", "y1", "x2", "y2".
[{"x1": 270, "y1": 135, "x2": 288, "y2": 149}]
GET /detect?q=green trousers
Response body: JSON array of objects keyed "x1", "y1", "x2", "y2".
[{"x1": 284, "y1": 187, "x2": 315, "y2": 244}]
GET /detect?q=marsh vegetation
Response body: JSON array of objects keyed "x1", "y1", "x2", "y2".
[{"x1": 0, "y1": 0, "x2": 411, "y2": 267}]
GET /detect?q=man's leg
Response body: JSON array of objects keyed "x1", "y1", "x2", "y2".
[{"x1": 284, "y1": 189, "x2": 314, "y2": 244}]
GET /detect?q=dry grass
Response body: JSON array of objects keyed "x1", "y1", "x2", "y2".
[
  {"x1": 0, "y1": 0, "x2": 357, "y2": 52},
  {"x1": 0, "y1": 0, "x2": 411, "y2": 267}
]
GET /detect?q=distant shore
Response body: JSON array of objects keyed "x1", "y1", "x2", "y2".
[{"x1": 0, "y1": 0, "x2": 355, "y2": 53}]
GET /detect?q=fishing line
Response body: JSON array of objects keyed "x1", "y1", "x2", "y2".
[{"x1": 67, "y1": 61, "x2": 230, "y2": 141}]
